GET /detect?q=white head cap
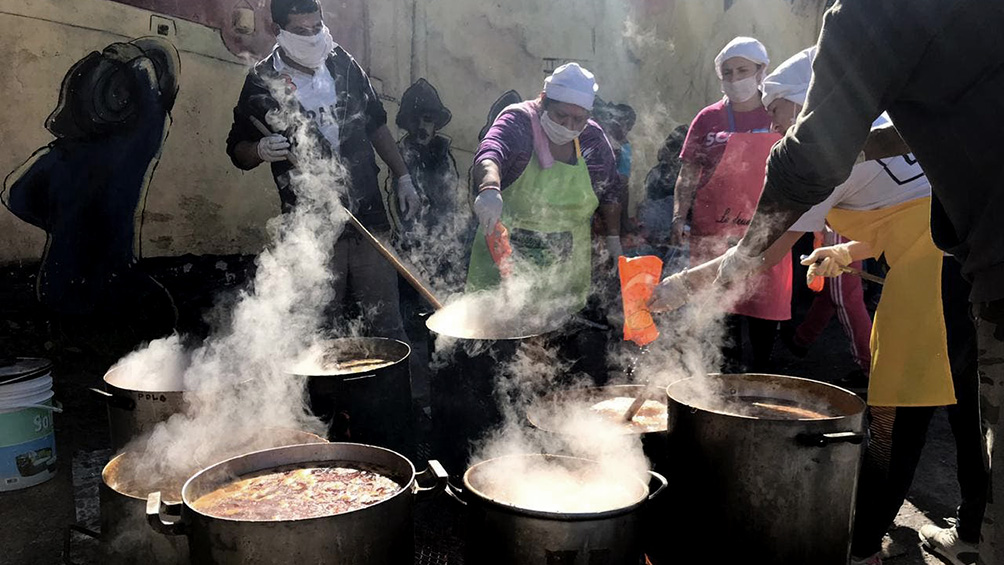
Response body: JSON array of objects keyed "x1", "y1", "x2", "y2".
[
  {"x1": 761, "y1": 47, "x2": 816, "y2": 108},
  {"x1": 714, "y1": 36, "x2": 770, "y2": 79},
  {"x1": 543, "y1": 62, "x2": 599, "y2": 111}
]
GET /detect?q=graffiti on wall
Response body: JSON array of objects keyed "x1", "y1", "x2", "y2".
[
  {"x1": 108, "y1": 0, "x2": 367, "y2": 63},
  {"x1": 1, "y1": 37, "x2": 180, "y2": 346}
]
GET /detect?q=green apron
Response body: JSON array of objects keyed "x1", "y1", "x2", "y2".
[{"x1": 466, "y1": 138, "x2": 599, "y2": 313}]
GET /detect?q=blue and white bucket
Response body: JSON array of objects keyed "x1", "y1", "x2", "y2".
[{"x1": 0, "y1": 358, "x2": 60, "y2": 492}]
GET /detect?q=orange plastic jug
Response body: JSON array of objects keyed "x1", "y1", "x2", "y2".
[
  {"x1": 486, "y1": 222, "x2": 513, "y2": 278},
  {"x1": 807, "y1": 231, "x2": 825, "y2": 292},
  {"x1": 619, "y1": 255, "x2": 663, "y2": 346}
]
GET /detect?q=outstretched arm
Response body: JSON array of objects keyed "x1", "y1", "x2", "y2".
[{"x1": 738, "y1": 0, "x2": 925, "y2": 257}]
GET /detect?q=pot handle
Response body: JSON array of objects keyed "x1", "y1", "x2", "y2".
[
  {"x1": 146, "y1": 491, "x2": 187, "y2": 536},
  {"x1": 647, "y1": 470, "x2": 668, "y2": 501},
  {"x1": 796, "y1": 431, "x2": 866, "y2": 447},
  {"x1": 88, "y1": 387, "x2": 136, "y2": 411},
  {"x1": 443, "y1": 483, "x2": 467, "y2": 507},
  {"x1": 414, "y1": 459, "x2": 449, "y2": 501}
]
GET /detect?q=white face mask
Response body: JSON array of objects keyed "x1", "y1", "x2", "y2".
[
  {"x1": 277, "y1": 23, "x2": 334, "y2": 69},
  {"x1": 540, "y1": 111, "x2": 583, "y2": 146},
  {"x1": 721, "y1": 75, "x2": 760, "y2": 104}
]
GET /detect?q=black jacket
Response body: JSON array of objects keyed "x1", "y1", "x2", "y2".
[
  {"x1": 763, "y1": 0, "x2": 1004, "y2": 301},
  {"x1": 226, "y1": 46, "x2": 389, "y2": 229}
]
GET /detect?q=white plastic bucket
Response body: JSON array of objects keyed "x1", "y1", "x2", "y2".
[{"x1": 0, "y1": 365, "x2": 59, "y2": 492}]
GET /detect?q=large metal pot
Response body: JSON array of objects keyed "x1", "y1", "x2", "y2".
[
  {"x1": 662, "y1": 373, "x2": 866, "y2": 565},
  {"x1": 94, "y1": 364, "x2": 189, "y2": 452},
  {"x1": 287, "y1": 338, "x2": 415, "y2": 459},
  {"x1": 147, "y1": 442, "x2": 447, "y2": 564},
  {"x1": 426, "y1": 297, "x2": 576, "y2": 476},
  {"x1": 527, "y1": 385, "x2": 670, "y2": 562},
  {"x1": 101, "y1": 429, "x2": 326, "y2": 564},
  {"x1": 447, "y1": 453, "x2": 667, "y2": 565}
]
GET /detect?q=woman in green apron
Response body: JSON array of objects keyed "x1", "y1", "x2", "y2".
[{"x1": 468, "y1": 63, "x2": 623, "y2": 316}]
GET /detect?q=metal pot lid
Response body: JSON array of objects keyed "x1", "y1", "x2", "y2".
[{"x1": 0, "y1": 357, "x2": 53, "y2": 384}]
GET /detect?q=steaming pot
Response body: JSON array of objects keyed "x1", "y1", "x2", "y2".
[
  {"x1": 100, "y1": 429, "x2": 326, "y2": 564},
  {"x1": 427, "y1": 303, "x2": 572, "y2": 476},
  {"x1": 147, "y1": 442, "x2": 447, "y2": 564},
  {"x1": 447, "y1": 454, "x2": 667, "y2": 565},
  {"x1": 661, "y1": 373, "x2": 866, "y2": 565},
  {"x1": 287, "y1": 337, "x2": 415, "y2": 459},
  {"x1": 527, "y1": 385, "x2": 670, "y2": 562},
  {"x1": 94, "y1": 364, "x2": 189, "y2": 452},
  {"x1": 527, "y1": 385, "x2": 669, "y2": 469}
]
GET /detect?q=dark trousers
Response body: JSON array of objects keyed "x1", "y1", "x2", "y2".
[
  {"x1": 851, "y1": 259, "x2": 987, "y2": 556},
  {"x1": 723, "y1": 314, "x2": 779, "y2": 373}
]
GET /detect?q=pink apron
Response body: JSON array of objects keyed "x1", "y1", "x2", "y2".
[{"x1": 689, "y1": 132, "x2": 791, "y2": 321}]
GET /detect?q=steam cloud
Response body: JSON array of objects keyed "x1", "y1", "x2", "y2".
[{"x1": 109, "y1": 73, "x2": 367, "y2": 494}]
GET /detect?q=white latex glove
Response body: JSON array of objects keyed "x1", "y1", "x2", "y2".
[
  {"x1": 605, "y1": 235, "x2": 624, "y2": 262},
  {"x1": 257, "y1": 133, "x2": 291, "y2": 163},
  {"x1": 474, "y1": 188, "x2": 503, "y2": 232},
  {"x1": 801, "y1": 243, "x2": 854, "y2": 280},
  {"x1": 397, "y1": 174, "x2": 421, "y2": 221},
  {"x1": 649, "y1": 271, "x2": 691, "y2": 313},
  {"x1": 714, "y1": 245, "x2": 765, "y2": 287}
]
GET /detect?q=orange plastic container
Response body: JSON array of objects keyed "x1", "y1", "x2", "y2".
[
  {"x1": 619, "y1": 255, "x2": 663, "y2": 346},
  {"x1": 486, "y1": 222, "x2": 513, "y2": 278}
]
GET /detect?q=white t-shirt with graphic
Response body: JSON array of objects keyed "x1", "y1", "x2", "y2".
[
  {"x1": 790, "y1": 114, "x2": 931, "y2": 232},
  {"x1": 274, "y1": 56, "x2": 340, "y2": 149}
]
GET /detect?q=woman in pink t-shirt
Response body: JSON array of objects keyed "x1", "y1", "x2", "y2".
[{"x1": 670, "y1": 37, "x2": 792, "y2": 372}]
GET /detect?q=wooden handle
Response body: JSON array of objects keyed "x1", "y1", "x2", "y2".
[{"x1": 345, "y1": 210, "x2": 444, "y2": 311}]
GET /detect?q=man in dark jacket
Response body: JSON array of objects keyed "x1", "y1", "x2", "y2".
[
  {"x1": 226, "y1": 0, "x2": 419, "y2": 344},
  {"x1": 716, "y1": 2, "x2": 1004, "y2": 563}
]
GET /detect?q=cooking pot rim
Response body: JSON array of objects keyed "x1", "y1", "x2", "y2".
[
  {"x1": 284, "y1": 337, "x2": 412, "y2": 377},
  {"x1": 102, "y1": 429, "x2": 329, "y2": 502},
  {"x1": 179, "y1": 442, "x2": 418, "y2": 523},
  {"x1": 665, "y1": 373, "x2": 866, "y2": 421},
  {"x1": 461, "y1": 453, "x2": 651, "y2": 520},
  {"x1": 527, "y1": 384, "x2": 668, "y2": 436},
  {"x1": 103, "y1": 364, "x2": 191, "y2": 394},
  {"x1": 424, "y1": 294, "x2": 572, "y2": 341}
]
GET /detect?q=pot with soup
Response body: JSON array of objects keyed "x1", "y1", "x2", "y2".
[
  {"x1": 146, "y1": 442, "x2": 446, "y2": 564},
  {"x1": 661, "y1": 373, "x2": 866, "y2": 565}
]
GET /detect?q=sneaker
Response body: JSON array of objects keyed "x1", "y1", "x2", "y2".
[
  {"x1": 850, "y1": 552, "x2": 882, "y2": 565},
  {"x1": 920, "y1": 524, "x2": 979, "y2": 565}
]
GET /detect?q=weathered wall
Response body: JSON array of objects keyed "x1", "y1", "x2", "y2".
[{"x1": 0, "y1": 0, "x2": 826, "y2": 263}]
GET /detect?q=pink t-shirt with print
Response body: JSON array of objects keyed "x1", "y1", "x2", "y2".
[{"x1": 679, "y1": 99, "x2": 772, "y2": 188}]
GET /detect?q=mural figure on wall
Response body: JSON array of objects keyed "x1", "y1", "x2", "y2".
[
  {"x1": 1, "y1": 37, "x2": 180, "y2": 350},
  {"x1": 391, "y1": 80, "x2": 460, "y2": 239},
  {"x1": 478, "y1": 90, "x2": 523, "y2": 142},
  {"x1": 389, "y1": 78, "x2": 463, "y2": 291}
]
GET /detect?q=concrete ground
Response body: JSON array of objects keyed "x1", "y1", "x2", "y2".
[{"x1": 0, "y1": 258, "x2": 968, "y2": 564}]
